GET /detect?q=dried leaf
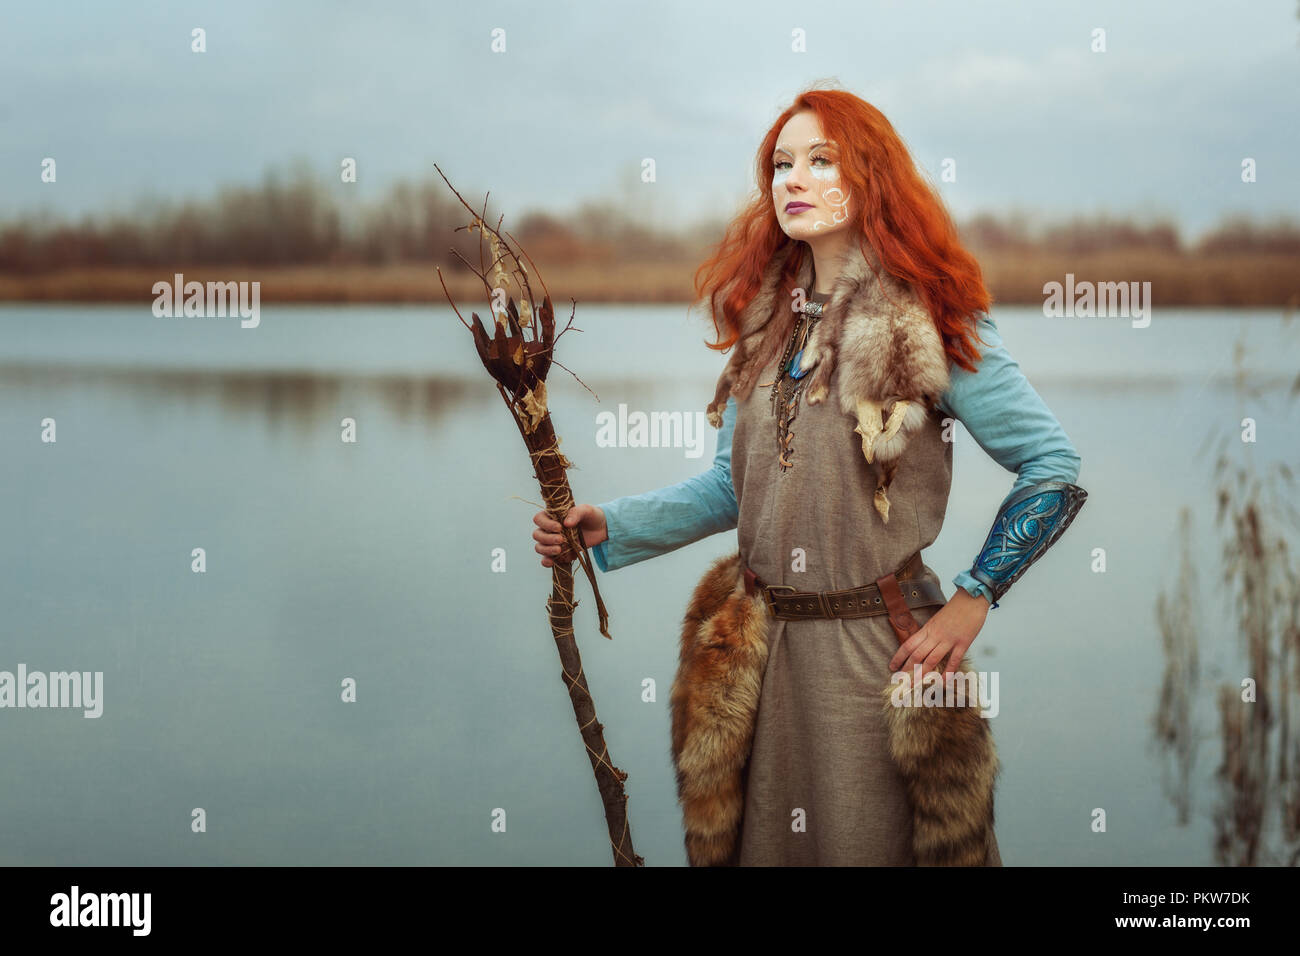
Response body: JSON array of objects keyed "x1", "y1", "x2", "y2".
[
  {"x1": 520, "y1": 379, "x2": 548, "y2": 433},
  {"x1": 492, "y1": 260, "x2": 511, "y2": 292},
  {"x1": 477, "y1": 215, "x2": 513, "y2": 293}
]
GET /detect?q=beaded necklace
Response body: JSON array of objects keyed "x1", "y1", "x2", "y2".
[{"x1": 764, "y1": 294, "x2": 829, "y2": 473}]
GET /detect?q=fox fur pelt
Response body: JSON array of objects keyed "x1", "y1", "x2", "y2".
[
  {"x1": 669, "y1": 552, "x2": 770, "y2": 867},
  {"x1": 702, "y1": 238, "x2": 953, "y2": 522},
  {"x1": 670, "y1": 551, "x2": 999, "y2": 866}
]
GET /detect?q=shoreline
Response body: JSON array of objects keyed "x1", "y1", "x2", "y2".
[{"x1": 0, "y1": 252, "x2": 1296, "y2": 307}]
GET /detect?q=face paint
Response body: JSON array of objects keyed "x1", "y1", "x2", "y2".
[
  {"x1": 772, "y1": 142, "x2": 837, "y2": 190},
  {"x1": 773, "y1": 152, "x2": 849, "y2": 229},
  {"x1": 811, "y1": 185, "x2": 851, "y2": 231},
  {"x1": 770, "y1": 119, "x2": 852, "y2": 237}
]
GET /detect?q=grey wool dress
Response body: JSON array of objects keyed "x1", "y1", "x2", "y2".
[{"x1": 730, "y1": 322, "x2": 1003, "y2": 866}]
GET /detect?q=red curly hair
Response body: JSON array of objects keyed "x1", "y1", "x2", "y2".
[{"x1": 694, "y1": 86, "x2": 991, "y2": 374}]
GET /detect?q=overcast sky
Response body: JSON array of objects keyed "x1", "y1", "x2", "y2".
[{"x1": 2, "y1": 0, "x2": 1297, "y2": 240}]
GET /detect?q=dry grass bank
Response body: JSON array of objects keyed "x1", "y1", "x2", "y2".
[{"x1": 0, "y1": 250, "x2": 1296, "y2": 307}]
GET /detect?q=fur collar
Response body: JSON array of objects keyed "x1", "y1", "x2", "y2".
[{"x1": 703, "y1": 239, "x2": 952, "y2": 522}]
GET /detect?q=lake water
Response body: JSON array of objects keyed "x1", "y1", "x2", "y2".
[{"x1": 1, "y1": 302, "x2": 1296, "y2": 866}]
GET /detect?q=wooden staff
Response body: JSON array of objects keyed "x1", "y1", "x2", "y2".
[{"x1": 433, "y1": 165, "x2": 643, "y2": 867}]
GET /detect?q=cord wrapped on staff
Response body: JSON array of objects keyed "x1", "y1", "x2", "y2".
[{"x1": 433, "y1": 164, "x2": 643, "y2": 867}]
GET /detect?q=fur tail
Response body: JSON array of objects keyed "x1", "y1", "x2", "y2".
[
  {"x1": 881, "y1": 659, "x2": 1000, "y2": 865},
  {"x1": 670, "y1": 552, "x2": 771, "y2": 866}
]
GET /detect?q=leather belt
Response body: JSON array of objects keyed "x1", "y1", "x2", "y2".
[{"x1": 742, "y1": 551, "x2": 945, "y2": 624}]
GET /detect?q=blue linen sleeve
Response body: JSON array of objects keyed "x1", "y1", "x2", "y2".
[
  {"x1": 936, "y1": 313, "x2": 1082, "y2": 608},
  {"x1": 590, "y1": 395, "x2": 740, "y2": 572}
]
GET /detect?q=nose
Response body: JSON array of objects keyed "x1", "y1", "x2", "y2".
[{"x1": 783, "y1": 159, "x2": 810, "y2": 193}]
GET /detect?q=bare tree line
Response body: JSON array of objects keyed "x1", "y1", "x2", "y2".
[{"x1": 3, "y1": 162, "x2": 1297, "y2": 274}]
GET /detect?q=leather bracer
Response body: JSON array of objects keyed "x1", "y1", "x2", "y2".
[{"x1": 969, "y1": 479, "x2": 1088, "y2": 605}]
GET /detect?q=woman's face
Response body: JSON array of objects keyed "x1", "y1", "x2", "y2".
[{"x1": 771, "y1": 110, "x2": 854, "y2": 241}]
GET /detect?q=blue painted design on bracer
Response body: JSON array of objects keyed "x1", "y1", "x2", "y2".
[{"x1": 970, "y1": 480, "x2": 1088, "y2": 603}]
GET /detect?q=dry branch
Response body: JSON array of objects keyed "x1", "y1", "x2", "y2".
[{"x1": 433, "y1": 164, "x2": 643, "y2": 867}]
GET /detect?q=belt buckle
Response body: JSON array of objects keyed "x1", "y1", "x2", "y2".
[{"x1": 762, "y1": 584, "x2": 797, "y2": 617}]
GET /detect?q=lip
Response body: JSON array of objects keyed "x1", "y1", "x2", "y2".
[{"x1": 785, "y1": 201, "x2": 814, "y2": 214}]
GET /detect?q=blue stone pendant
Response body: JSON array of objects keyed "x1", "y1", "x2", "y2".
[{"x1": 789, "y1": 348, "x2": 809, "y2": 379}]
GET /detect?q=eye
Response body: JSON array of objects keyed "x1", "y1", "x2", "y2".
[{"x1": 773, "y1": 155, "x2": 833, "y2": 171}]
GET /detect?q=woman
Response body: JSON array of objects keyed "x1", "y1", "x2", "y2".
[{"x1": 532, "y1": 87, "x2": 1087, "y2": 866}]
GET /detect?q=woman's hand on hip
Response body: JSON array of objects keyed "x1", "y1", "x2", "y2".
[
  {"x1": 888, "y1": 588, "x2": 990, "y2": 677},
  {"x1": 533, "y1": 504, "x2": 608, "y2": 567}
]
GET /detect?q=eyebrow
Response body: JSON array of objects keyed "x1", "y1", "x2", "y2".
[{"x1": 773, "y1": 140, "x2": 836, "y2": 158}]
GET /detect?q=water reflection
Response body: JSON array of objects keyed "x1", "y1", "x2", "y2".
[
  {"x1": 1154, "y1": 508, "x2": 1199, "y2": 826},
  {"x1": 0, "y1": 362, "x2": 480, "y2": 428},
  {"x1": 3, "y1": 306, "x2": 1298, "y2": 864}
]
